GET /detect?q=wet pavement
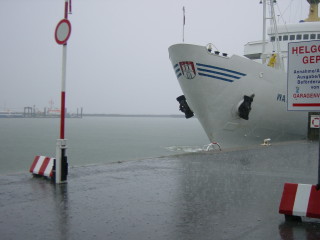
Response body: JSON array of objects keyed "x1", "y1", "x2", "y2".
[{"x1": 1, "y1": 140, "x2": 320, "y2": 240}]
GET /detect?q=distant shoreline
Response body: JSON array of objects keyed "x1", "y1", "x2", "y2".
[
  {"x1": 82, "y1": 114, "x2": 185, "y2": 118},
  {"x1": 0, "y1": 112, "x2": 186, "y2": 119}
]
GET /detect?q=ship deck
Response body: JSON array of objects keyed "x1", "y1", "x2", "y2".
[{"x1": 1, "y1": 140, "x2": 320, "y2": 240}]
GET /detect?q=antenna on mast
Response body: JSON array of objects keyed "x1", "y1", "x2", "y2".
[
  {"x1": 182, "y1": 6, "x2": 185, "y2": 42},
  {"x1": 69, "y1": 0, "x2": 72, "y2": 14}
]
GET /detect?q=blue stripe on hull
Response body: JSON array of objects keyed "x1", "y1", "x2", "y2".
[
  {"x1": 198, "y1": 73, "x2": 234, "y2": 82},
  {"x1": 197, "y1": 68, "x2": 240, "y2": 79},
  {"x1": 173, "y1": 62, "x2": 246, "y2": 82},
  {"x1": 196, "y1": 63, "x2": 246, "y2": 76}
]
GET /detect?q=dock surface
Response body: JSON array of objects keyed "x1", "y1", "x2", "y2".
[{"x1": 1, "y1": 141, "x2": 320, "y2": 240}]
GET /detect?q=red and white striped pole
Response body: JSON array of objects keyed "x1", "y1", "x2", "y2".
[
  {"x1": 55, "y1": 0, "x2": 72, "y2": 184},
  {"x1": 60, "y1": 0, "x2": 71, "y2": 140}
]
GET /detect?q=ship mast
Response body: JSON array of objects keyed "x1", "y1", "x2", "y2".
[
  {"x1": 262, "y1": 0, "x2": 279, "y2": 65},
  {"x1": 304, "y1": 0, "x2": 320, "y2": 22},
  {"x1": 262, "y1": 0, "x2": 267, "y2": 64},
  {"x1": 269, "y1": 1, "x2": 281, "y2": 58}
]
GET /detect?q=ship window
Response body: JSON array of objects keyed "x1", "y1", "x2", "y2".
[
  {"x1": 290, "y1": 35, "x2": 295, "y2": 40},
  {"x1": 318, "y1": 34, "x2": 320, "y2": 39},
  {"x1": 311, "y1": 34, "x2": 316, "y2": 40},
  {"x1": 303, "y1": 34, "x2": 309, "y2": 40},
  {"x1": 283, "y1": 35, "x2": 288, "y2": 41},
  {"x1": 271, "y1": 36, "x2": 275, "y2": 42},
  {"x1": 297, "y1": 34, "x2": 302, "y2": 40}
]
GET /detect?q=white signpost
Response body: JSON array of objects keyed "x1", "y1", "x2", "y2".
[
  {"x1": 287, "y1": 40, "x2": 320, "y2": 188},
  {"x1": 54, "y1": 0, "x2": 72, "y2": 184}
]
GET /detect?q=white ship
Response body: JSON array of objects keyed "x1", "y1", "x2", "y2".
[{"x1": 169, "y1": 0, "x2": 320, "y2": 148}]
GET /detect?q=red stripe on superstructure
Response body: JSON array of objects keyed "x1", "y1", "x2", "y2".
[
  {"x1": 38, "y1": 157, "x2": 50, "y2": 176},
  {"x1": 306, "y1": 185, "x2": 320, "y2": 218},
  {"x1": 279, "y1": 183, "x2": 298, "y2": 215},
  {"x1": 29, "y1": 156, "x2": 40, "y2": 173},
  {"x1": 293, "y1": 103, "x2": 320, "y2": 107}
]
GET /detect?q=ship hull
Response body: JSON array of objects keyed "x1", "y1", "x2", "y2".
[{"x1": 169, "y1": 44, "x2": 307, "y2": 147}]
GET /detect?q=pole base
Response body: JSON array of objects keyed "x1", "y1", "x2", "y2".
[{"x1": 55, "y1": 139, "x2": 68, "y2": 184}]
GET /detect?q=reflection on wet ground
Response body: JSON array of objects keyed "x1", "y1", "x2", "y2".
[
  {"x1": 279, "y1": 220, "x2": 320, "y2": 240},
  {"x1": 0, "y1": 140, "x2": 319, "y2": 239}
]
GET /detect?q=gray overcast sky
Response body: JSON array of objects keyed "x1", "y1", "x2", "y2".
[{"x1": 0, "y1": 0, "x2": 309, "y2": 114}]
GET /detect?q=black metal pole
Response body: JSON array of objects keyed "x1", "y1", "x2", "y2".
[
  {"x1": 317, "y1": 113, "x2": 320, "y2": 190},
  {"x1": 61, "y1": 148, "x2": 68, "y2": 182}
]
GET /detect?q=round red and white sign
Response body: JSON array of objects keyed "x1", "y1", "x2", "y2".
[
  {"x1": 311, "y1": 116, "x2": 319, "y2": 128},
  {"x1": 55, "y1": 19, "x2": 72, "y2": 45}
]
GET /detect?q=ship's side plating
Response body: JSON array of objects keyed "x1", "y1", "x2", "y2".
[{"x1": 169, "y1": 44, "x2": 307, "y2": 146}]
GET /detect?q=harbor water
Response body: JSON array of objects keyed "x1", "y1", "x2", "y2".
[
  {"x1": 0, "y1": 116, "x2": 209, "y2": 174},
  {"x1": 1, "y1": 116, "x2": 320, "y2": 239}
]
